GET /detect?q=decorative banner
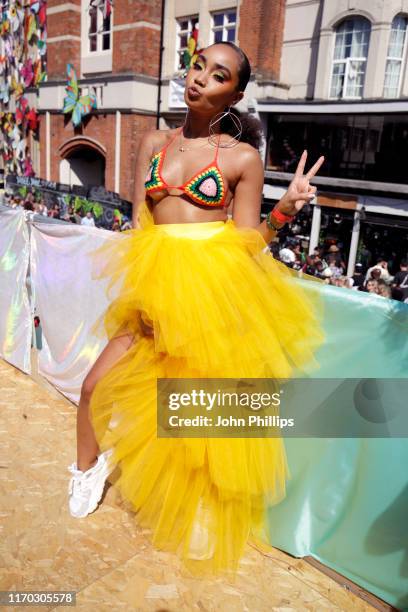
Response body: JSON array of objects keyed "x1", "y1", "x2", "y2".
[
  {"x1": 182, "y1": 25, "x2": 202, "y2": 73},
  {"x1": 0, "y1": 0, "x2": 47, "y2": 175},
  {"x1": 169, "y1": 26, "x2": 202, "y2": 108},
  {"x1": 63, "y1": 63, "x2": 97, "y2": 127},
  {"x1": 168, "y1": 78, "x2": 187, "y2": 109},
  {"x1": 89, "y1": 0, "x2": 113, "y2": 21}
]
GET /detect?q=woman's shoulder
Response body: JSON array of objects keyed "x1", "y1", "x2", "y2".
[
  {"x1": 221, "y1": 137, "x2": 260, "y2": 158},
  {"x1": 141, "y1": 128, "x2": 179, "y2": 149},
  {"x1": 223, "y1": 138, "x2": 262, "y2": 172},
  {"x1": 137, "y1": 128, "x2": 179, "y2": 160}
]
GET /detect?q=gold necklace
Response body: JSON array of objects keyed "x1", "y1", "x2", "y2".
[{"x1": 178, "y1": 129, "x2": 212, "y2": 153}]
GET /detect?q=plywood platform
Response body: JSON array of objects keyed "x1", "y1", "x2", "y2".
[{"x1": 0, "y1": 357, "x2": 381, "y2": 611}]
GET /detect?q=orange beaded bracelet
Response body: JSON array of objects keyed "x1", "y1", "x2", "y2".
[{"x1": 271, "y1": 206, "x2": 295, "y2": 224}]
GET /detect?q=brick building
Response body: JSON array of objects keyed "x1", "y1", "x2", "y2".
[
  {"x1": 160, "y1": 0, "x2": 288, "y2": 122},
  {"x1": 7, "y1": 0, "x2": 406, "y2": 273},
  {"x1": 37, "y1": 0, "x2": 163, "y2": 204},
  {"x1": 32, "y1": 0, "x2": 287, "y2": 205}
]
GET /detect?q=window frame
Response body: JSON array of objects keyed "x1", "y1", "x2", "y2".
[
  {"x1": 86, "y1": 1, "x2": 113, "y2": 55},
  {"x1": 383, "y1": 14, "x2": 408, "y2": 99},
  {"x1": 328, "y1": 17, "x2": 371, "y2": 100},
  {"x1": 210, "y1": 9, "x2": 237, "y2": 44},
  {"x1": 175, "y1": 15, "x2": 199, "y2": 72}
]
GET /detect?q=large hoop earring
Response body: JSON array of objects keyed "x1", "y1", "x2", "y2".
[{"x1": 208, "y1": 106, "x2": 243, "y2": 148}]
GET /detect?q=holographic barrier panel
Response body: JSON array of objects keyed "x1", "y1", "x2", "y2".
[
  {"x1": 30, "y1": 222, "x2": 122, "y2": 403},
  {"x1": 0, "y1": 206, "x2": 31, "y2": 373}
]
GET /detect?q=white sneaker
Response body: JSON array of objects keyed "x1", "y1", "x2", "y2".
[{"x1": 68, "y1": 449, "x2": 114, "y2": 518}]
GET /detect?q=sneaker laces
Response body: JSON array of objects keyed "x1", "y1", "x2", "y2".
[
  {"x1": 68, "y1": 464, "x2": 94, "y2": 499},
  {"x1": 67, "y1": 451, "x2": 113, "y2": 497}
]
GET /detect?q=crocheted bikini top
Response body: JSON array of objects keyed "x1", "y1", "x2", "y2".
[{"x1": 144, "y1": 127, "x2": 227, "y2": 207}]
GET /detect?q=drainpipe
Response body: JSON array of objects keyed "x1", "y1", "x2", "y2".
[
  {"x1": 156, "y1": 0, "x2": 165, "y2": 129},
  {"x1": 309, "y1": 204, "x2": 321, "y2": 254},
  {"x1": 347, "y1": 209, "x2": 361, "y2": 277},
  {"x1": 46, "y1": 111, "x2": 51, "y2": 181},
  {"x1": 114, "y1": 110, "x2": 121, "y2": 193}
]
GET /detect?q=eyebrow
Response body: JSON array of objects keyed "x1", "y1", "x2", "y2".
[
  {"x1": 214, "y1": 62, "x2": 231, "y2": 78},
  {"x1": 197, "y1": 54, "x2": 232, "y2": 78}
]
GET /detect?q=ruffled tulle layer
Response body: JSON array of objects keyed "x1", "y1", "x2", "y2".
[{"x1": 87, "y1": 202, "x2": 326, "y2": 576}]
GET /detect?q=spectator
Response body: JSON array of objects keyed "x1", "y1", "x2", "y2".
[
  {"x1": 25, "y1": 191, "x2": 35, "y2": 205},
  {"x1": 365, "y1": 279, "x2": 379, "y2": 294},
  {"x1": 81, "y1": 211, "x2": 95, "y2": 227},
  {"x1": 363, "y1": 267, "x2": 382, "y2": 290},
  {"x1": 121, "y1": 215, "x2": 132, "y2": 231},
  {"x1": 359, "y1": 243, "x2": 372, "y2": 272},
  {"x1": 364, "y1": 258, "x2": 394, "y2": 285},
  {"x1": 322, "y1": 267, "x2": 333, "y2": 284},
  {"x1": 326, "y1": 244, "x2": 346, "y2": 275},
  {"x1": 293, "y1": 242, "x2": 307, "y2": 266},
  {"x1": 67, "y1": 206, "x2": 79, "y2": 224},
  {"x1": 48, "y1": 204, "x2": 60, "y2": 219},
  {"x1": 269, "y1": 242, "x2": 280, "y2": 259},
  {"x1": 72, "y1": 208, "x2": 83, "y2": 224},
  {"x1": 313, "y1": 245, "x2": 325, "y2": 259},
  {"x1": 36, "y1": 201, "x2": 48, "y2": 216},
  {"x1": 378, "y1": 284, "x2": 392, "y2": 299},
  {"x1": 335, "y1": 276, "x2": 353, "y2": 288},
  {"x1": 314, "y1": 260, "x2": 326, "y2": 280},
  {"x1": 352, "y1": 263, "x2": 365, "y2": 290},
  {"x1": 23, "y1": 199, "x2": 34, "y2": 211},
  {"x1": 391, "y1": 260, "x2": 408, "y2": 300},
  {"x1": 328, "y1": 260, "x2": 343, "y2": 279},
  {"x1": 377, "y1": 258, "x2": 394, "y2": 283},
  {"x1": 279, "y1": 245, "x2": 296, "y2": 267},
  {"x1": 314, "y1": 247, "x2": 328, "y2": 269},
  {"x1": 303, "y1": 254, "x2": 319, "y2": 276}
]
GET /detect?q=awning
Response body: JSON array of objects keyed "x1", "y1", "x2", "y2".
[{"x1": 254, "y1": 99, "x2": 408, "y2": 115}]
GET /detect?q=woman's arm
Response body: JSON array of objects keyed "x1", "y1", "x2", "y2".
[
  {"x1": 232, "y1": 148, "x2": 286, "y2": 241},
  {"x1": 232, "y1": 147, "x2": 324, "y2": 242},
  {"x1": 231, "y1": 146, "x2": 266, "y2": 229},
  {"x1": 131, "y1": 130, "x2": 157, "y2": 229}
]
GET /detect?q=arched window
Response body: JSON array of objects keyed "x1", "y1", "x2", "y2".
[
  {"x1": 384, "y1": 15, "x2": 408, "y2": 98},
  {"x1": 329, "y1": 17, "x2": 371, "y2": 99}
]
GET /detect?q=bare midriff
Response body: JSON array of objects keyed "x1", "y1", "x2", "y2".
[{"x1": 146, "y1": 191, "x2": 233, "y2": 225}]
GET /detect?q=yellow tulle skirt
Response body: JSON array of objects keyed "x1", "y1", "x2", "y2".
[{"x1": 88, "y1": 201, "x2": 326, "y2": 576}]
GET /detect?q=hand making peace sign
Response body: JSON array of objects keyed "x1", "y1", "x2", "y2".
[{"x1": 277, "y1": 151, "x2": 325, "y2": 217}]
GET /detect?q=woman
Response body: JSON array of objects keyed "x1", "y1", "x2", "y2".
[{"x1": 68, "y1": 42, "x2": 325, "y2": 575}]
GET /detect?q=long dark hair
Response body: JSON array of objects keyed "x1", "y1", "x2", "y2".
[{"x1": 209, "y1": 41, "x2": 263, "y2": 151}]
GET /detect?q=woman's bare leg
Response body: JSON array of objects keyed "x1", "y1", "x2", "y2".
[{"x1": 77, "y1": 333, "x2": 136, "y2": 471}]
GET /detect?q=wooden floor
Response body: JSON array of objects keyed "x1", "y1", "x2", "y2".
[{"x1": 0, "y1": 355, "x2": 380, "y2": 612}]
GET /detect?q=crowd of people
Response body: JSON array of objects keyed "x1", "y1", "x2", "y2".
[
  {"x1": 2, "y1": 190, "x2": 408, "y2": 303},
  {"x1": 2, "y1": 191, "x2": 132, "y2": 231},
  {"x1": 271, "y1": 238, "x2": 408, "y2": 303}
]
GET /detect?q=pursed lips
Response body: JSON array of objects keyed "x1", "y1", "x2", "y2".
[{"x1": 188, "y1": 86, "x2": 202, "y2": 97}]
